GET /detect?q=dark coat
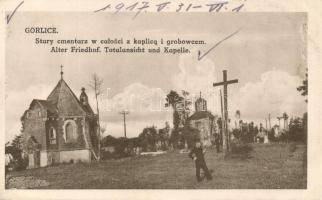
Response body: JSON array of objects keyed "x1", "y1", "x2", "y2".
[{"x1": 189, "y1": 146, "x2": 206, "y2": 164}]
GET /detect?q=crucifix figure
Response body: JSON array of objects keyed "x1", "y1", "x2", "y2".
[{"x1": 213, "y1": 70, "x2": 238, "y2": 153}]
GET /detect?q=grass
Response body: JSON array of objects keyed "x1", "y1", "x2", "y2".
[{"x1": 6, "y1": 142, "x2": 307, "y2": 189}]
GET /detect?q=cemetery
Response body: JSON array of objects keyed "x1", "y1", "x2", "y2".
[{"x1": 5, "y1": 69, "x2": 307, "y2": 189}]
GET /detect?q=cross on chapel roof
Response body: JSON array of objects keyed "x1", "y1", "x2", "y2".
[{"x1": 60, "y1": 65, "x2": 64, "y2": 79}]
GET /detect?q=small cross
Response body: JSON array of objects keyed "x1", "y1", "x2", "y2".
[{"x1": 60, "y1": 65, "x2": 64, "y2": 79}]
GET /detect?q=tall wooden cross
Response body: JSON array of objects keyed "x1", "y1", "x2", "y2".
[{"x1": 213, "y1": 70, "x2": 238, "y2": 153}]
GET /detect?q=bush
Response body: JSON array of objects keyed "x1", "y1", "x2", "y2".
[
  {"x1": 101, "y1": 151, "x2": 116, "y2": 160},
  {"x1": 230, "y1": 139, "x2": 253, "y2": 159},
  {"x1": 11, "y1": 156, "x2": 28, "y2": 171}
]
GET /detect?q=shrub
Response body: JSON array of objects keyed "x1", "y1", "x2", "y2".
[
  {"x1": 11, "y1": 156, "x2": 28, "y2": 171},
  {"x1": 230, "y1": 139, "x2": 253, "y2": 159}
]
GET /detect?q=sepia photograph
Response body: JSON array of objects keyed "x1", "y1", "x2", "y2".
[{"x1": 4, "y1": 12, "x2": 307, "y2": 189}]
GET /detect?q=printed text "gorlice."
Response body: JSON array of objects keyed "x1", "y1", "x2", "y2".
[{"x1": 25, "y1": 27, "x2": 58, "y2": 34}]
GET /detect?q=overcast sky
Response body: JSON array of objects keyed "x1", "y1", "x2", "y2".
[{"x1": 5, "y1": 12, "x2": 307, "y2": 141}]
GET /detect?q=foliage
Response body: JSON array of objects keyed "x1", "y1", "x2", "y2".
[
  {"x1": 302, "y1": 112, "x2": 307, "y2": 142},
  {"x1": 170, "y1": 128, "x2": 187, "y2": 149},
  {"x1": 173, "y1": 110, "x2": 180, "y2": 130},
  {"x1": 158, "y1": 123, "x2": 170, "y2": 151},
  {"x1": 165, "y1": 90, "x2": 191, "y2": 131},
  {"x1": 138, "y1": 126, "x2": 159, "y2": 152},
  {"x1": 5, "y1": 134, "x2": 28, "y2": 171},
  {"x1": 101, "y1": 122, "x2": 172, "y2": 159},
  {"x1": 169, "y1": 124, "x2": 200, "y2": 149},
  {"x1": 297, "y1": 71, "x2": 308, "y2": 102},
  {"x1": 230, "y1": 138, "x2": 253, "y2": 159},
  {"x1": 165, "y1": 90, "x2": 182, "y2": 130},
  {"x1": 231, "y1": 121, "x2": 258, "y2": 143},
  {"x1": 100, "y1": 135, "x2": 138, "y2": 159},
  {"x1": 180, "y1": 90, "x2": 192, "y2": 124},
  {"x1": 165, "y1": 90, "x2": 181, "y2": 109},
  {"x1": 288, "y1": 115, "x2": 307, "y2": 142}
]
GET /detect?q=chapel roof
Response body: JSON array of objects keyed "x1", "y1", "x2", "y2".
[
  {"x1": 188, "y1": 111, "x2": 215, "y2": 121},
  {"x1": 46, "y1": 78, "x2": 94, "y2": 116},
  {"x1": 32, "y1": 99, "x2": 58, "y2": 115}
]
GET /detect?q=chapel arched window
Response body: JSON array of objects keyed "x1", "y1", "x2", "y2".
[{"x1": 64, "y1": 120, "x2": 77, "y2": 142}]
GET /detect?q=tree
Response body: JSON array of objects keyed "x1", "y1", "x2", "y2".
[
  {"x1": 181, "y1": 90, "x2": 192, "y2": 125},
  {"x1": 139, "y1": 126, "x2": 158, "y2": 152},
  {"x1": 89, "y1": 73, "x2": 103, "y2": 161},
  {"x1": 165, "y1": 90, "x2": 191, "y2": 131},
  {"x1": 165, "y1": 90, "x2": 180, "y2": 109},
  {"x1": 297, "y1": 70, "x2": 308, "y2": 102},
  {"x1": 5, "y1": 134, "x2": 27, "y2": 171},
  {"x1": 289, "y1": 117, "x2": 305, "y2": 142},
  {"x1": 158, "y1": 122, "x2": 171, "y2": 150},
  {"x1": 302, "y1": 112, "x2": 307, "y2": 143},
  {"x1": 165, "y1": 91, "x2": 181, "y2": 130}
]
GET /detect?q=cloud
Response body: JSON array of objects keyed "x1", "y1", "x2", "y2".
[
  {"x1": 173, "y1": 53, "x2": 217, "y2": 94},
  {"x1": 103, "y1": 83, "x2": 167, "y2": 113},
  {"x1": 99, "y1": 83, "x2": 172, "y2": 137},
  {"x1": 230, "y1": 69, "x2": 306, "y2": 124},
  {"x1": 170, "y1": 54, "x2": 306, "y2": 127},
  {"x1": 171, "y1": 53, "x2": 220, "y2": 113}
]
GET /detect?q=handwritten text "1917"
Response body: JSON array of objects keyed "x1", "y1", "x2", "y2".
[{"x1": 94, "y1": 1, "x2": 246, "y2": 17}]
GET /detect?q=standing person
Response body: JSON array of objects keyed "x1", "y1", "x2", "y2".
[{"x1": 189, "y1": 140, "x2": 213, "y2": 182}]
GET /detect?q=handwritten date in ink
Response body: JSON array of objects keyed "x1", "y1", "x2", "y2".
[{"x1": 94, "y1": 1, "x2": 246, "y2": 17}]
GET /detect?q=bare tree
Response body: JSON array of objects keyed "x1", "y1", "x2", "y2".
[{"x1": 89, "y1": 73, "x2": 103, "y2": 161}]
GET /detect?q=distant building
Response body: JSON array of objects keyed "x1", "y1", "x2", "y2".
[
  {"x1": 21, "y1": 69, "x2": 98, "y2": 168},
  {"x1": 187, "y1": 93, "x2": 218, "y2": 146}
]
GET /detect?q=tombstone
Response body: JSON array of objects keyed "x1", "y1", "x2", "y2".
[
  {"x1": 274, "y1": 126, "x2": 280, "y2": 138},
  {"x1": 184, "y1": 141, "x2": 188, "y2": 149},
  {"x1": 264, "y1": 133, "x2": 269, "y2": 143}
]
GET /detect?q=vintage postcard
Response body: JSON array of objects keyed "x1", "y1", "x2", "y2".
[{"x1": 1, "y1": 0, "x2": 322, "y2": 200}]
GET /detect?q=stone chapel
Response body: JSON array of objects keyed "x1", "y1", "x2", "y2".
[
  {"x1": 187, "y1": 93, "x2": 218, "y2": 146},
  {"x1": 21, "y1": 68, "x2": 99, "y2": 168}
]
